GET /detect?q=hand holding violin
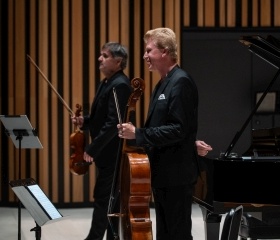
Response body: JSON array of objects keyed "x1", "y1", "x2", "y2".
[{"x1": 71, "y1": 115, "x2": 84, "y2": 128}]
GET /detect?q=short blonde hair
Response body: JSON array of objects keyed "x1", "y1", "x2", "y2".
[{"x1": 144, "y1": 27, "x2": 178, "y2": 61}]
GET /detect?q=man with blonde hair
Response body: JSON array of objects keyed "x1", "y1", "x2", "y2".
[{"x1": 118, "y1": 27, "x2": 199, "y2": 240}]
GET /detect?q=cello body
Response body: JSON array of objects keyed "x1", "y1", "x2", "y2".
[
  {"x1": 109, "y1": 78, "x2": 153, "y2": 240},
  {"x1": 119, "y1": 151, "x2": 153, "y2": 240}
]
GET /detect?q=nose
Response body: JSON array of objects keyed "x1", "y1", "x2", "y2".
[{"x1": 143, "y1": 52, "x2": 147, "y2": 60}]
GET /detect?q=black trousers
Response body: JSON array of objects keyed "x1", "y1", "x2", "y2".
[
  {"x1": 153, "y1": 184, "x2": 194, "y2": 240},
  {"x1": 86, "y1": 166, "x2": 119, "y2": 240}
]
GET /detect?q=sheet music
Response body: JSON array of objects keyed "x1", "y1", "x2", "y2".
[
  {"x1": 11, "y1": 182, "x2": 63, "y2": 226},
  {"x1": 27, "y1": 185, "x2": 62, "y2": 219}
]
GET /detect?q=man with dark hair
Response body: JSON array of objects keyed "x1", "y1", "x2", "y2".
[{"x1": 72, "y1": 42, "x2": 132, "y2": 240}]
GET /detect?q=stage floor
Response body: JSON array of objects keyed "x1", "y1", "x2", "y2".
[{"x1": 0, "y1": 203, "x2": 223, "y2": 240}]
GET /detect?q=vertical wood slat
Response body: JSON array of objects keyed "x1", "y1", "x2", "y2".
[
  {"x1": 174, "y1": 0, "x2": 181, "y2": 65},
  {"x1": 38, "y1": 0, "x2": 49, "y2": 195},
  {"x1": 15, "y1": 0, "x2": 27, "y2": 182},
  {"x1": 227, "y1": 0, "x2": 236, "y2": 27},
  {"x1": 51, "y1": 0, "x2": 59, "y2": 202},
  {"x1": 132, "y1": 0, "x2": 143, "y2": 127},
  {"x1": 143, "y1": 0, "x2": 152, "y2": 120},
  {"x1": 260, "y1": 0, "x2": 271, "y2": 26},
  {"x1": 197, "y1": 0, "x2": 204, "y2": 26},
  {"x1": 120, "y1": 0, "x2": 129, "y2": 46},
  {"x1": 63, "y1": 0, "x2": 71, "y2": 203},
  {"x1": 165, "y1": 0, "x2": 175, "y2": 29},
  {"x1": 205, "y1": 0, "x2": 215, "y2": 26},
  {"x1": 120, "y1": 0, "x2": 129, "y2": 76},
  {"x1": 183, "y1": 0, "x2": 190, "y2": 27},
  {"x1": 88, "y1": 0, "x2": 97, "y2": 202},
  {"x1": 7, "y1": 0, "x2": 15, "y2": 201},
  {"x1": 241, "y1": 0, "x2": 248, "y2": 27},
  {"x1": 28, "y1": 0, "x2": 38, "y2": 182},
  {"x1": 100, "y1": 0, "x2": 107, "y2": 51},
  {"x1": 109, "y1": 0, "x2": 120, "y2": 42},
  {"x1": 252, "y1": 0, "x2": 259, "y2": 26},
  {"x1": 219, "y1": 0, "x2": 226, "y2": 27},
  {"x1": 151, "y1": 0, "x2": 162, "y2": 110},
  {"x1": 71, "y1": 0, "x2": 84, "y2": 203},
  {"x1": 275, "y1": 0, "x2": 280, "y2": 26}
]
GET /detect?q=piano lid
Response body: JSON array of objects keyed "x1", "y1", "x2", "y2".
[
  {"x1": 223, "y1": 35, "x2": 280, "y2": 159},
  {"x1": 240, "y1": 35, "x2": 280, "y2": 68}
]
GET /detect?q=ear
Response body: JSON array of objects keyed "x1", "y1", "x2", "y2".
[
  {"x1": 161, "y1": 48, "x2": 168, "y2": 57},
  {"x1": 116, "y1": 57, "x2": 122, "y2": 66}
]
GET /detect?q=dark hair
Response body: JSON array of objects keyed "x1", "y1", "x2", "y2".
[{"x1": 102, "y1": 42, "x2": 128, "y2": 69}]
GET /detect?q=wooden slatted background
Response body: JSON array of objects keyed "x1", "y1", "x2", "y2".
[{"x1": 0, "y1": 0, "x2": 280, "y2": 206}]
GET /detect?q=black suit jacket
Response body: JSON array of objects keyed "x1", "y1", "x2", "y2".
[
  {"x1": 82, "y1": 71, "x2": 132, "y2": 168},
  {"x1": 136, "y1": 66, "x2": 199, "y2": 187}
]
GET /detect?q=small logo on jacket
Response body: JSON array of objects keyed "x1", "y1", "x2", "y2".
[{"x1": 158, "y1": 94, "x2": 165, "y2": 100}]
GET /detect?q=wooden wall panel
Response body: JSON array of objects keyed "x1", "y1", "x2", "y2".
[
  {"x1": 219, "y1": 0, "x2": 226, "y2": 26},
  {"x1": 205, "y1": 0, "x2": 215, "y2": 26},
  {"x1": 38, "y1": 0, "x2": 49, "y2": 195},
  {"x1": 197, "y1": 0, "x2": 204, "y2": 26},
  {"x1": 143, "y1": 0, "x2": 152, "y2": 121},
  {"x1": 227, "y1": 0, "x2": 236, "y2": 27},
  {"x1": 109, "y1": 0, "x2": 120, "y2": 42},
  {"x1": 62, "y1": 0, "x2": 71, "y2": 203},
  {"x1": 7, "y1": 0, "x2": 15, "y2": 201},
  {"x1": 28, "y1": 0, "x2": 38, "y2": 186},
  {"x1": 260, "y1": 0, "x2": 271, "y2": 26},
  {"x1": 174, "y1": 0, "x2": 181, "y2": 63},
  {"x1": 1, "y1": 0, "x2": 280, "y2": 206},
  {"x1": 132, "y1": 0, "x2": 143, "y2": 127},
  {"x1": 100, "y1": 1, "x2": 107, "y2": 54},
  {"x1": 88, "y1": 0, "x2": 97, "y2": 203},
  {"x1": 71, "y1": 0, "x2": 84, "y2": 203},
  {"x1": 252, "y1": 0, "x2": 259, "y2": 26},
  {"x1": 183, "y1": 0, "x2": 190, "y2": 27},
  {"x1": 50, "y1": 0, "x2": 59, "y2": 203},
  {"x1": 241, "y1": 0, "x2": 248, "y2": 27},
  {"x1": 275, "y1": 1, "x2": 280, "y2": 26}
]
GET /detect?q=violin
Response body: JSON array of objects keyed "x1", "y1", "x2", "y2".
[
  {"x1": 27, "y1": 55, "x2": 91, "y2": 175},
  {"x1": 69, "y1": 104, "x2": 91, "y2": 175},
  {"x1": 108, "y1": 78, "x2": 153, "y2": 240}
]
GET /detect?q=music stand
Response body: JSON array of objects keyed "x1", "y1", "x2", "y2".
[
  {"x1": 10, "y1": 178, "x2": 64, "y2": 240},
  {"x1": 0, "y1": 115, "x2": 43, "y2": 240}
]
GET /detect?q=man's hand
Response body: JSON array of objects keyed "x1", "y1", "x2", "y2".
[
  {"x1": 84, "y1": 152, "x2": 94, "y2": 162},
  {"x1": 117, "y1": 122, "x2": 136, "y2": 139},
  {"x1": 71, "y1": 115, "x2": 84, "y2": 128},
  {"x1": 196, "y1": 140, "x2": 213, "y2": 156}
]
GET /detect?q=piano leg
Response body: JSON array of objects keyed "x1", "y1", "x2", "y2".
[{"x1": 200, "y1": 206, "x2": 222, "y2": 240}]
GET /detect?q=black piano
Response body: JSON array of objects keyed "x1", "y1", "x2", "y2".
[{"x1": 193, "y1": 35, "x2": 280, "y2": 240}]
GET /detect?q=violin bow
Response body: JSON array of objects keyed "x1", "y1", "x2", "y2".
[{"x1": 26, "y1": 54, "x2": 75, "y2": 116}]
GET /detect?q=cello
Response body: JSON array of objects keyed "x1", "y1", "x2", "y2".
[
  {"x1": 108, "y1": 78, "x2": 153, "y2": 240},
  {"x1": 27, "y1": 55, "x2": 91, "y2": 175}
]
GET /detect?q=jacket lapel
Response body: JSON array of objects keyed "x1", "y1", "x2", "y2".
[{"x1": 145, "y1": 66, "x2": 179, "y2": 124}]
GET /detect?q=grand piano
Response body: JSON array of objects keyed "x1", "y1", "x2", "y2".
[{"x1": 193, "y1": 35, "x2": 280, "y2": 240}]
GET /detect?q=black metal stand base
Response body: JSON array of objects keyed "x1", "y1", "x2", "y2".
[{"x1": 30, "y1": 222, "x2": 41, "y2": 240}]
